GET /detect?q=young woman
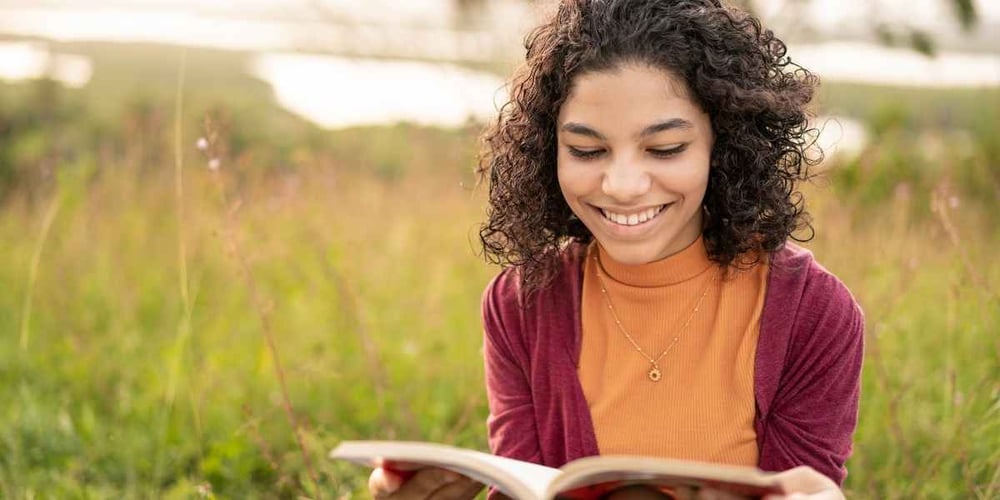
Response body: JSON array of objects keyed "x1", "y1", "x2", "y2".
[{"x1": 370, "y1": 0, "x2": 863, "y2": 498}]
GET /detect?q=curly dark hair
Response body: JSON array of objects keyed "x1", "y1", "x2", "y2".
[{"x1": 478, "y1": 0, "x2": 821, "y2": 291}]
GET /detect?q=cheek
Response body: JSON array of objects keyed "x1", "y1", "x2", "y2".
[
  {"x1": 556, "y1": 160, "x2": 587, "y2": 201},
  {"x1": 691, "y1": 167, "x2": 711, "y2": 195},
  {"x1": 555, "y1": 163, "x2": 577, "y2": 211},
  {"x1": 555, "y1": 160, "x2": 569, "y2": 196},
  {"x1": 676, "y1": 158, "x2": 711, "y2": 198}
]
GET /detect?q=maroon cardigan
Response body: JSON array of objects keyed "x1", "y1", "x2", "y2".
[{"x1": 481, "y1": 242, "x2": 864, "y2": 486}]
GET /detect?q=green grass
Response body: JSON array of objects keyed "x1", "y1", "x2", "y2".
[
  {"x1": 0, "y1": 42, "x2": 997, "y2": 499},
  {"x1": 1, "y1": 161, "x2": 493, "y2": 498}
]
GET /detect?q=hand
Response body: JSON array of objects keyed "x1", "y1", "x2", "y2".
[
  {"x1": 763, "y1": 466, "x2": 844, "y2": 500},
  {"x1": 605, "y1": 465, "x2": 843, "y2": 500},
  {"x1": 368, "y1": 465, "x2": 483, "y2": 500}
]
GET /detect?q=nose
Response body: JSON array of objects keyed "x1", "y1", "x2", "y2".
[{"x1": 602, "y1": 156, "x2": 651, "y2": 203}]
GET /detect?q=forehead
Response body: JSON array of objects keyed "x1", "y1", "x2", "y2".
[{"x1": 558, "y1": 63, "x2": 705, "y2": 126}]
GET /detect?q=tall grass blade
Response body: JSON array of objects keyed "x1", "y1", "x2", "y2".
[{"x1": 18, "y1": 195, "x2": 61, "y2": 351}]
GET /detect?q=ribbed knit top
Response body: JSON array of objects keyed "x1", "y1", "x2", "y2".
[{"x1": 577, "y1": 236, "x2": 768, "y2": 466}]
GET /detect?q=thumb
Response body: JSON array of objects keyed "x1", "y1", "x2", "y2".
[{"x1": 369, "y1": 467, "x2": 404, "y2": 497}]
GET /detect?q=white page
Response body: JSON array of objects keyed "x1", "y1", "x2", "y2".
[
  {"x1": 466, "y1": 452, "x2": 562, "y2": 499},
  {"x1": 331, "y1": 441, "x2": 561, "y2": 499}
]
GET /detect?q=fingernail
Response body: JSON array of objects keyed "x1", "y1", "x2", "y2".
[{"x1": 442, "y1": 470, "x2": 461, "y2": 483}]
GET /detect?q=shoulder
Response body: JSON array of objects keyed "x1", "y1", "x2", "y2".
[
  {"x1": 481, "y1": 241, "x2": 588, "y2": 319},
  {"x1": 770, "y1": 243, "x2": 863, "y2": 318},
  {"x1": 767, "y1": 243, "x2": 865, "y2": 354},
  {"x1": 481, "y1": 242, "x2": 587, "y2": 366}
]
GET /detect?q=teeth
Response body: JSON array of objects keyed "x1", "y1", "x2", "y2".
[{"x1": 601, "y1": 205, "x2": 664, "y2": 226}]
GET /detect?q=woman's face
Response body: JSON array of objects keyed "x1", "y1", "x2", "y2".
[{"x1": 556, "y1": 63, "x2": 713, "y2": 265}]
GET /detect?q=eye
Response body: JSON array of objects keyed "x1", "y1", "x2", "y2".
[
  {"x1": 648, "y1": 144, "x2": 688, "y2": 159},
  {"x1": 568, "y1": 147, "x2": 606, "y2": 160}
]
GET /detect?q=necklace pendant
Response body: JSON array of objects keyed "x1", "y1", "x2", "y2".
[{"x1": 648, "y1": 367, "x2": 662, "y2": 382}]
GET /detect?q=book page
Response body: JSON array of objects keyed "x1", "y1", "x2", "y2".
[
  {"x1": 547, "y1": 455, "x2": 783, "y2": 499},
  {"x1": 331, "y1": 441, "x2": 561, "y2": 499}
]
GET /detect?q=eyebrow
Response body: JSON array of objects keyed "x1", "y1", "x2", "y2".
[
  {"x1": 560, "y1": 122, "x2": 607, "y2": 140},
  {"x1": 559, "y1": 118, "x2": 694, "y2": 141},
  {"x1": 638, "y1": 118, "x2": 694, "y2": 137}
]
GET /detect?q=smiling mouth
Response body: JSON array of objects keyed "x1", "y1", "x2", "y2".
[{"x1": 599, "y1": 204, "x2": 668, "y2": 227}]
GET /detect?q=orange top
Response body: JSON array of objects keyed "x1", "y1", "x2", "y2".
[{"x1": 578, "y1": 237, "x2": 768, "y2": 466}]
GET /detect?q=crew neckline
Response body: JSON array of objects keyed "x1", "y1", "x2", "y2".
[{"x1": 593, "y1": 236, "x2": 714, "y2": 287}]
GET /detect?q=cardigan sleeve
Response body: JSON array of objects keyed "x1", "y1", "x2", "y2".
[
  {"x1": 481, "y1": 270, "x2": 543, "y2": 465},
  {"x1": 758, "y1": 266, "x2": 865, "y2": 485}
]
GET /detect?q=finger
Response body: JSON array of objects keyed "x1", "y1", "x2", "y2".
[
  {"x1": 426, "y1": 476, "x2": 484, "y2": 499},
  {"x1": 771, "y1": 466, "x2": 838, "y2": 495},
  {"x1": 774, "y1": 466, "x2": 815, "y2": 492},
  {"x1": 369, "y1": 467, "x2": 404, "y2": 499},
  {"x1": 767, "y1": 466, "x2": 843, "y2": 500},
  {"x1": 389, "y1": 467, "x2": 463, "y2": 499}
]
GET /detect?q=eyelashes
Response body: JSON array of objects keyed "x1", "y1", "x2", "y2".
[
  {"x1": 567, "y1": 144, "x2": 688, "y2": 160},
  {"x1": 567, "y1": 147, "x2": 605, "y2": 160},
  {"x1": 649, "y1": 144, "x2": 688, "y2": 159}
]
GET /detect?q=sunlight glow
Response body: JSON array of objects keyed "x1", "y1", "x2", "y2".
[
  {"x1": 0, "y1": 41, "x2": 93, "y2": 88},
  {"x1": 251, "y1": 53, "x2": 505, "y2": 129},
  {"x1": 791, "y1": 41, "x2": 1000, "y2": 88}
]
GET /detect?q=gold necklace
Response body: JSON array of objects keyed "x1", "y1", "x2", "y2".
[{"x1": 591, "y1": 248, "x2": 717, "y2": 382}]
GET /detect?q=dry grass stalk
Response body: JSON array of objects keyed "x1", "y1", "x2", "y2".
[{"x1": 199, "y1": 129, "x2": 323, "y2": 498}]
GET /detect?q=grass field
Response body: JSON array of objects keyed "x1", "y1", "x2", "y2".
[{"x1": 0, "y1": 42, "x2": 997, "y2": 499}]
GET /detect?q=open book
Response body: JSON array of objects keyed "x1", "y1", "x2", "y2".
[{"x1": 330, "y1": 441, "x2": 783, "y2": 499}]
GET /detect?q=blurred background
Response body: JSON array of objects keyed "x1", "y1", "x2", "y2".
[{"x1": 0, "y1": 0, "x2": 996, "y2": 498}]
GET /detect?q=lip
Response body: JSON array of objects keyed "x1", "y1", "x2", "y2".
[{"x1": 589, "y1": 202, "x2": 672, "y2": 237}]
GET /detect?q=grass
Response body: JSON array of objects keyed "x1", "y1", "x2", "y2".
[{"x1": 0, "y1": 41, "x2": 997, "y2": 499}]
